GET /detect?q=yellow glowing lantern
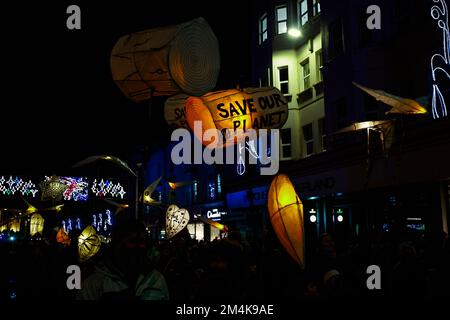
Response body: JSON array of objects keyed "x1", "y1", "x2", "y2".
[
  {"x1": 56, "y1": 227, "x2": 71, "y2": 246},
  {"x1": 78, "y1": 225, "x2": 101, "y2": 263},
  {"x1": 164, "y1": 94, "x2": 190, "y2": 129},
  {"x1": 111, "y1": 17, "x2": 220, "y2": 102},
  {"x1": 195, "y1": 215, "x2": 229, "y2": 232},
  {"x1": 184, "y1": 87, "x2": 288, "y2": 147},
  {"x1": 166, "y1": 205, "x2": 190, "y2": 239},
  {"x1": 10, "y1": 218, "x2": 20, "y2": 232},
  {"x1": 268, "y1": 174, "x2": 305, "y2": 268},
  {"x1": 30, "y1": 213, "x2": 45, "y2": 237}
]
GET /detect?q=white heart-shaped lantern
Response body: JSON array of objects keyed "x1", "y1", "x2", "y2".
[{"x1": 165, "y1": 204, "x2": 190, "y2": 239}]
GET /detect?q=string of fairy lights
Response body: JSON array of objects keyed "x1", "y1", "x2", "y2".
[{"x1": 0, "y1": 175, "x2": 127, "y2": 200}]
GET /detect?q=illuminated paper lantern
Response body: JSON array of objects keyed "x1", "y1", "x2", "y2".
[
  {"x1": 30, "y1": 213, "x2": 45, "y2": 237},
  {"x1": 166, "y1": 205, "x2": 190, "y2": 239},
  {"x1": 56, "y1": 227, "x2": 71, "y2": 246},
  {"x1": 185, "y1": 87, "x2": 288, "y2": 147},
  {"x1": 268, "y1": 174, "x2": 305, "y2": 268},
  {"x1": 164, "y1": 94, "x2": 190, "y2": 129},
  {"x1": 353, "y1": 82, "x2": 428, "y2": 114},
  {"x1": 111, "y1": 17, "x2": 220, "y2": 102},
  {"x1": 40, "y1": 176, "x2": 68, "y2": 202},
  {"x1": 9, "y1": 218, "x2": 20, "y2": 232},
  {"x1": 78, "y1": 225, "x2": 101, "y2": 263},
  {"x1": 195, "y1": 215, "x2": 229, "y2": 232}
]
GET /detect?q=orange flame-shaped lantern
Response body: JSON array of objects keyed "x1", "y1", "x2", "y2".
[{"x1": 267, "y1": 174, "x2": 305, "y2": 268}]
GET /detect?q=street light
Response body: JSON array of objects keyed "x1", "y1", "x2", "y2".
[{"x1": 288, "y1": 28, "x2": 302, "y2": 38}]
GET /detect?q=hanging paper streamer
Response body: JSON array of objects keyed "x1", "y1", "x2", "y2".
[
  {"x1": 78, "y1": 225, "x2": 101, "y2": 263},
  {"x1": 165, "y1": 205, "x2": 190, "y2": 239},
  {"x1": 267, "y1": 174, "x2": 305, "y2": 268}
]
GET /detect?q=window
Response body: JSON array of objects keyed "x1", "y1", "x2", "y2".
[
  {"x1": 313, "y1": 0, "x2": 321, "y2": 16},
  {"x1": 298, "y1": 0, "x2": 309, "y2": 27},
  {"x1": 301, "y1": 59, "x2": 310, "y2": 90},
  {"x1": 276, "y1": 6, "x2": 288, "y2": 34},
  {"x1": 302, "y1": 123, "x2": 314, "y2": 156},
  {"x1": 280, "y1": 128, "x2": 292, "y2": 159},
  {"x1": 318, "y1": 118, "x2": 326, "y2": 151},
  {"x1": 328, "y1": 19, "x2": 344, "y2": 59},
  {"x1": 259, "y1": 14, "x2": 268, "y2": 44},
  {"x1": 278, "y1": 66, "x2": 289, "y2": 94},
  {"x1": 316, "y1": 50, "x2": 323, "y2": 82}
]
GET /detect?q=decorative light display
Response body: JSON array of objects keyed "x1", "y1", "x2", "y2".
[
  {"x1": 430, "y1": 0, "x2": 449, "y2": 119},
  {"x1": 194, "y1": 214, "x2": 229, "y2": 232},
  {"x1": 61, "y1": 177, "x2": 89, "y2": 201},
  {"x1": 76, "y1": 218, "x2": 81, "y2": 230},
  {"x1": 0, "y1": 176, "x2": 38, "y2": 197},
  {"x1": 30, "y1": 213, "x2": 45, "y2": 237},
  {"x1": 91, "y1": 179, "x2": 126, "y2": 199},
  {"x1": 208, "y1": 182, "x2": 215, "y2": 200},
  {"x1": 236, "y1": 140, "x2": 260, "y2": 176},
  {"x1": 166, "y1": 205, "x2": 190, "y2": 239},
  {"x1": 92, "y1": 210, "x2": 113, "y2": 233},
  {"x1": 40, "y1": 176, "x2": 68, "y2": 202},
  {"x1": 62, "y1": 220, "x2": 66, "y2": 233},
  {"x1": 268, "y1": 174, "x2": 305, "y2": 268},
  {"x1": 67, "y1": 218, "x2": 73, "y2": 233},
  {"x1": 78, "y1": 225, "x2": 101, "y2": 263}
]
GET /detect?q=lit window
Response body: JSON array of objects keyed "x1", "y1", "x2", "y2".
[
  {"x1": 276, "y1": 6, "x2": 288, "y2": 34},
  {"x1": 301, "y1": 59, "x2": 310, "y2": 90},
  {"x1": 278, "y1": 66, "x2": 289, "y2": 94},
  {"x1": 302, "y1": 123, "x2": 314, "y2": 156},
  {"x1": 280, "y1": 128, "x2": 292, "y2": 159},
  {"x1": 316, "y1": 50, "x2": 323, "y2": 82},
  {"x1": 298, "y1": 0, "x2": 309, "y2": 27},
  {"x1": 259, "y1": 14, "x2": 268, "y2": 44},
  {"x1": 313, "y1": 0, "x2": 321, "y2": 16},
  {"x1": 318, "y1": 118, "x2": 326, "y2": 151}
]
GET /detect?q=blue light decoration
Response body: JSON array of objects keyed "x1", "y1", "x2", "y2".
[
  {"x1": 91, "y1": 179, "x2": 126, "y2": 199},
  {"x1": 92, "y1": 215, "x2": 97, "y2": 229},
  {"x1": 208, "y1": 182, "x2": 215, "y2": 200},
  {"x1": 236, "y1": 140, "x2": 260, "y2": 176},
  {"x1": 61, "y1": 177, "x2": 89, "y2": 201},
  {"x1": 97, "y1": 213, "x2": 103, "y2": 232},
  {"x1": 0, "y1": 176, "x2": 39, "y2": 197},
  {"x1": 430, "y1": 0, "x2": 449, "y2": 119},
  {"x1": 217, "y1": 174, "x2": 222, "y2": 196},
  {"x1": 62, "y1": 220, "x2": 67, "y2": 233},
  {"x1": 76, "y1": 218, "x2": 81, "y2": 230},
  {"x1": 67, "y1": 219, "x2": 73, "y2": 232}
]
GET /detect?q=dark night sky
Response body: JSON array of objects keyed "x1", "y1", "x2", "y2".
[{"x1": 0, "y1": 1, "x2": 252, "y2": 174}]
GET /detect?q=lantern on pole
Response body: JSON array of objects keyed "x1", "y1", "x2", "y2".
[
  {"x1": 165, "y1": 205, "x2": 190, "y2": 239},
  {"x1": 267, "y1": 174, "x2": 305, "y2": 268},
  {"x1": 30, "y1": 213, "x2": 45, "y2": 237},
  {"x1": 78, "y1": 225, "x2": 101, "y2": 263},
  {"x1": 184, "y1": 86, "x2": 289, "y2": 147}
]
